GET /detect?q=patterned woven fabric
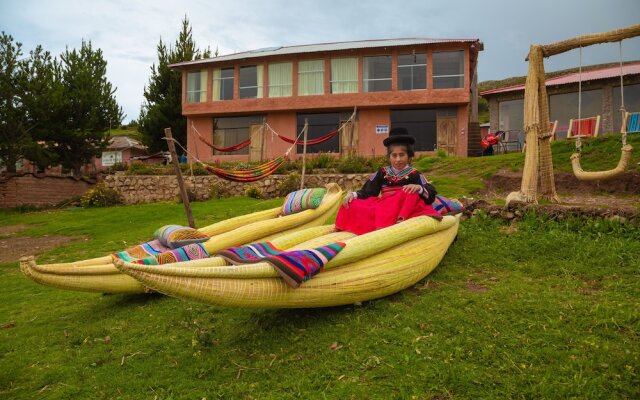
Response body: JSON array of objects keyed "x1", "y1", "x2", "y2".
[
  {"x1": 217, "y1": 242, "x2": 284, "y2": 264},
  {"x1": 113, "y1": 240, "x2": 171, "y2": 262},
  {"x1": 153, "y1": 243, "x2": 210, "y2": 265},
  {"x1": 154, "y1": 225, "x2": 208, "y2": 248},
  {"x1": 281, "y1": 188, "x2": 326, "y2": 216},
  {"x1": 217, "y1": 242, "x2": 346, "y2": 288},
  {"x1": 432, "y1": 196, "x2": 465, "y2": 216}
]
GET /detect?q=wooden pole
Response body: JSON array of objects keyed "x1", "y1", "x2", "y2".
[
  {"x1": 164, "y1": 128, "x2": 196, "y2": 228},
  {"x1": 299, "y1": 119, "x2": 308, "y2": 190},
  {"x1": 526, "y1": 24, "x2": 640, "y2": 59}
]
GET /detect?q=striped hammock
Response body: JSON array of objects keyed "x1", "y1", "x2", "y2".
[
  {"x1": 203, "y1": 156, "x2": 285, "y2": 182},
  {"x1": 196, "y1": 127, "x2": 340, "y2": 152}
]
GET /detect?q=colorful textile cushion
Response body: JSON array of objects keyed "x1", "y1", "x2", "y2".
[
  {"x1": 113, "y1": 239, "x2": 171, "y2": 263},
  {"x1": 154, "y1": 225, "x2": 208, "y2": 248},
  {"x1": 432, "y1": 195, "x2": 464, "y2": 216},
  {"x1": 281, "y1": 188, "x2": 326, "y2": 216},
  {"x1": 114, "y1": 242, "x2": 210, "y2": 266},
  {"x1": 217, "y1": 241, "x2": 346, "y2": 288}
]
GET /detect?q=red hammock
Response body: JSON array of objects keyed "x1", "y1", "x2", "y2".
[
  {"x1": 276, "y1": 129, "x2": 339, "y2": 145},
  {"x1": 203, "y1": 156, "x2": 285, "y2": 182},
  {"x1": 197, "y1": 134, "x2": 251, "y2": 152}
]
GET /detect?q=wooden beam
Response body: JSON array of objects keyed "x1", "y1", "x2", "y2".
[
  {"x1": 539, "y1": 24, "x2": 640, "y2": 58},
  {"x1": 164, "y1": 128, "x2": 196, "y2": 228}
]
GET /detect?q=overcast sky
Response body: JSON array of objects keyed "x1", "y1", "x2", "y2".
[{"x1": 1, "y1": 0, "x2": 639, "y2": 123}]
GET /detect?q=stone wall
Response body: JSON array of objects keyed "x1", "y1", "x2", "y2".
[
  {"x1": 104, "y1": 173, "x2": 370, "y2": 204},
  {"x1": 0, "y1": 174, "x2": 95, "y2": 208}
]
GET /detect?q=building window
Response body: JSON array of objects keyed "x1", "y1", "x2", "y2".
[
  {"x1": 298, "y1": 60, "x2": 324, "y2": 96},
  {"x1": 363, "y1": 55, "x2": 391, "y2": 92},
  {"x1": 330, "y1": 58, "x2": 358, "y2": 94},
  {"x1": 268, "y1": 62, "x2": 293, "y2": 97},
  {"x1": 433, "y1": 51, "x2": 464, "y2": 89},
  {"x1": 398, "y1": 53, "x2": 426, "y2": 90},
  {"x1": 549, "y1": 89, "x2": 602, "y2": 139},
  {"x1": 239, "y1": 65, "x2": 263, "y2": 99},
  {"x1": 212, "y1": 115, "x2": 264, "y2": 155},
  {"x1": 186, "y1": 70, "x2": 207, "y2": 103},
  {"x1": 498, "y1": 99, "x2": 524, "y2": 132},
  {"x1": 613, "y1": 84, "x2": 640, "y2": 131},
  {"x1": 296, "y1": 112, "x2": 350, "y2": 153},
  {"x1": 213, "y1": 67, "x2": 234, "y2": 100}
]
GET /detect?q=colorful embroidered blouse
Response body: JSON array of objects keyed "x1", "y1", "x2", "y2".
[{"x1": 355, "y1": 166, "x2": 437, "y2": 204}]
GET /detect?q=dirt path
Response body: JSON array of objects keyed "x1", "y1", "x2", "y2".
[{"x1": 0, "y1": 226, "x2": 86, "y2": 263}]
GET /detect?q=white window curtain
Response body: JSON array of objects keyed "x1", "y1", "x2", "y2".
[
  {"x1": 256, "y1": 64, "x2": 264, "y2": 98},
  {"x1": 186, "y1": 70, "x2": 208, "y2": 103},
  {"x1": 298, "y1": 60, "x2": 324, "y2": 96},
  {"x1": 331, "y1": 58, "x2": 358, "y2": 94},
  {"x1": 212, "y1": 68, "x2": 221, "y2": 101},
  {"x1": 268, "y1": 62, "x2": 293, "y2": 97}
]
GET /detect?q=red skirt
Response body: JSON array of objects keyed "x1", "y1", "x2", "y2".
[{"x1": 335, "y1": 188, "x2": 442, "y2": 235}]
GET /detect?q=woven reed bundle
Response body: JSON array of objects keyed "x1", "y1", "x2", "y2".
[
  {"x1": 116, "y1": 216, "x2": 456, "y2": 280},
  {"x1": 20, "y1": 256, "x2": 146, "y2": 293},
  {"x1": 112, "y1": 225, "x2": 341, "y2": 277},
  {"x1": 20, "y1": 184, "x2": 343, "y2": 294},
  {"x1": 115, "y1": 216, "x2": 459, "y2": 308},
  {"x1": 571, "y1": 144, "x2": 634, "y2": 181}
]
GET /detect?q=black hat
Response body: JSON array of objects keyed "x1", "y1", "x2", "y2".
[{"x1": 383, "y1": 128, "x2": 415, "y2": 147}]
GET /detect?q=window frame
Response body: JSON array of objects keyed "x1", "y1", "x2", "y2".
[
  {"x1": 432, "y1": 50, "x2": 465, "y2": 89},
  {"x1": 330, "y1": 57, "x2": 358, "y2": 94},
  {"x1": 298, "y1": 59, "x2": 325, "y2": 96},
  {"x1": 363, "y1": 55, "x2": 392, "y2": 93},
  {"x1": 397, "y1": 53, "x2": 427, "y2": 91},
  {"x1": 186, "y1": 70, "x2": 208, "y2": 103}
]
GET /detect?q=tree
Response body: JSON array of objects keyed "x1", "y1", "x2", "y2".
[
  {"x1": 50, "y1": 40, "x2": 124, "y2": 176},
  {"x1": 139, "y1": 16, "x2": 211, "y2": 153},
  {"x1": 0, "y1": 33, "x2": 60, "y2": 173}
]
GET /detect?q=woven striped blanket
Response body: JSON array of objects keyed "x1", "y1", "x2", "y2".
[{"x1": 218, "y1": 241, "x2": 346, "y2": 288}]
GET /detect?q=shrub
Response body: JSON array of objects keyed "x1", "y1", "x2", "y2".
[
  {"x1": 109, "y1": 162, "x2": 127, "y2": 172},
  {"x1": 181, "y1": 163, "x2": 209, "y2": 176},
  {"x1": 245, "y1": 185, "x2": 264, "y2": 199},
  {"x1": 276, "y1": 172, "x2": 301, "y2": 197},
  {"x1": 435, "y1": 148, "x2": 448, "y2": 158},
  {"x1": 80, "y1": 183, "x2": 123, "y2": 208},
  {"x1": 337, "y1": 155, "x2": 372, "y2": 173},
  {"x1": 209, "y1": 182, "x2": 231, "y2": 199}
]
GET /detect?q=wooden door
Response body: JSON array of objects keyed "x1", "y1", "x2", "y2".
[
  {"x1": 437, "y1": 116, "x2": 457, "y2": 156},
  {"x1": 248, "y1": 124, "x2": 264, "y2": 162}
]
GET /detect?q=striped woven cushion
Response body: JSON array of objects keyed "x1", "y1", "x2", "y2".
[
  {"x1": 432, "y1": 196, "x2": 464, "y2": 216},
  {"x1": 154, "y1": 225, "x2": 208, "y2": 248},
  {"x1": 281, "y1": 188, "x2": 326, "y2": 216}
]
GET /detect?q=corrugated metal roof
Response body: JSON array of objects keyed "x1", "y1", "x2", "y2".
[
  {"x1": 107, "y1": 135, "x2": 147, "y2": 151},
  {"x1": 480, "y1": 62, "x2": 640, "y2": 96},
  {"x1": 169, "y1": 38, "x2": 481, "y2": 68}
]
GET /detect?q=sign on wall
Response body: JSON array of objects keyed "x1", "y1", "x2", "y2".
[
  {"x1": 375, "y1": 124, "x2": 389, "y2": 134},
  {"x1": 101, "y1": 151, "x2": 123, "y2": 167}
]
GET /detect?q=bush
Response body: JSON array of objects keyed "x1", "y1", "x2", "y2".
[
  {"x1": 245, "y1": 185, "x2": 264, "y2": 199},
  {"x1": 209, "y1": 182, "x2": 231, "y2": 199},
  {"x1": 180, "y1": 163, "x2": 209, "y2": 176},
  {"x1": 80, "y1": 183, "x2": 123, "y2": 208},
  {"x1": 276, "y1": 172, "x2": 301, "y2": 197},
  {"x1": 109, "y1": 162, "x2": 127, "y2": 172},
  {"x1": 337, "y1": 155, "x2": 372, "y2": 173}
]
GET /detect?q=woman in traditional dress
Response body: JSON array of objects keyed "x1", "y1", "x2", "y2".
[{"x1": 336, "y1": 129, "x2": 441, "y2": 235}]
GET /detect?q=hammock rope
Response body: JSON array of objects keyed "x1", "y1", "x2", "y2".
[
  {"x1": 265, "y1": 124, "x2": 340, "y2": 145},
  {"x1": 571, "y1": 42, "x2": 633, "y2": 181}
]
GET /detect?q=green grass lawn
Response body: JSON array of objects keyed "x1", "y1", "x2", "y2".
[{"x1": 1, "y1": 196, "x2": 639, "y2": 398}]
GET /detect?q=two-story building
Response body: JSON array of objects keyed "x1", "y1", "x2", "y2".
[{"x1": 170, "y1": 38, "x2": 483, "y2": 163}]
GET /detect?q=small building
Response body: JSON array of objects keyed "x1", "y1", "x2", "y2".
[
  {"x1": 99, "y1": 135, "x2": 148, "y2": 170},
  {"x1": 170, "y1": 38, "x2": 483, "y2": 162},
  {"x1": 480, "y1": 62, "x2": 640, "y2": 141}
]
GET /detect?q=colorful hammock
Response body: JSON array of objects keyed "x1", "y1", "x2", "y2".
[
  {"x1": 195, "y1": 130, "x2": 251, "y2": 152},
  {"x1": 203, "y1": 156, "x2": 285, "y2": 182},
  {"x1": 275, "y1": 129, "x2": 340, "y2": 145}
]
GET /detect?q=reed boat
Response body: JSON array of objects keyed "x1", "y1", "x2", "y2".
[
  {"x1": 114, "y1": 214, "x2": 459, "y2": 308},
  {"x1": 20, "y1": 184, "x2": 343, "y2": 294}
]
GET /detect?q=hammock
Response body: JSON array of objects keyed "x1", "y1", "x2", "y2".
[
  {"x1": 194, "y1": 128, "x2": 251, "y2": 152},
  {"x1": 203, "y1": 156, "x2": 285, "y2": 182},
  {"x1": 274, "y1": 128, "x2": 340, "y2": 145}
]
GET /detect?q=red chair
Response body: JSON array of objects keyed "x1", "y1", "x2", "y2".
[{"x1": 567, "y1": 116, "x2": 600, "y2": 139}]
